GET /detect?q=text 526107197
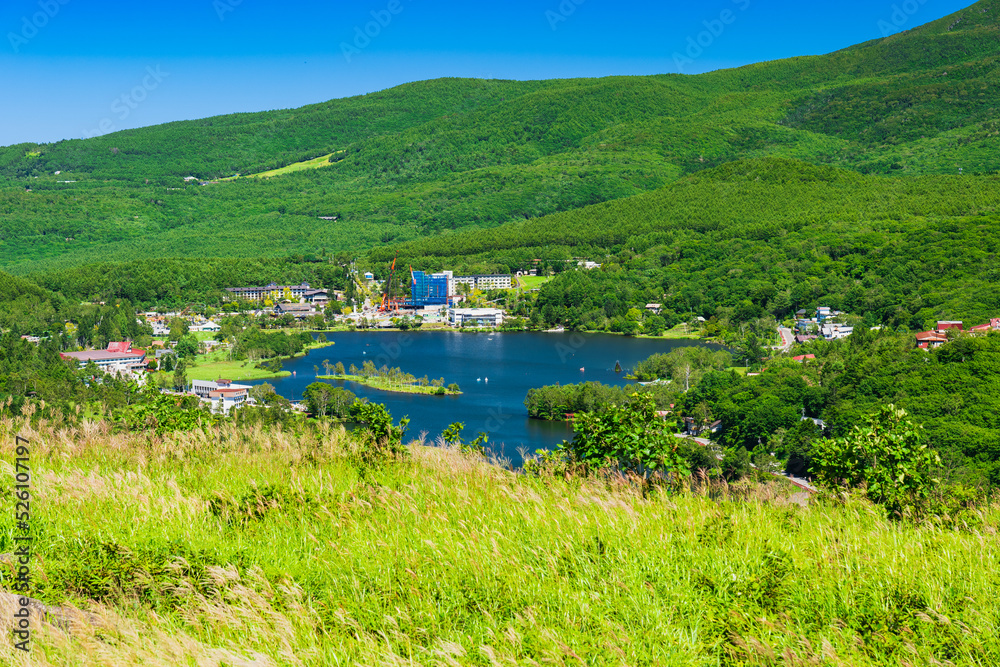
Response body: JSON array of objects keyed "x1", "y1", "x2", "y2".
[{"x1": 12, "y1": 435, "x2": 32, "y2": 652}]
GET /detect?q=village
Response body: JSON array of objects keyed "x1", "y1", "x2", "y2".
[
  {"x1": 41, "y1": 268, "x2": 530, "y2": 414},
  {"x1": 217, "y1": 268, "x2": 518, "y2": 330},
  {"x1": 45, "y1": 281, "x2": 1000, "y2": 419}
]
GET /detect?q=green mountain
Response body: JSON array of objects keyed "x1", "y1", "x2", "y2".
[
  {"x1": 2, "y1": 0, "x2": 1000, "y2": 277},
  {"x1": 376, "y1": 157, "x2": 1000, "y2": 329}
]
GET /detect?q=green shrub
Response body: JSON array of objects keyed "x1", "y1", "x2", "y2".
[
  {"x1": 562, "y1": 392, "x2": 688, "y2": 481},
  {"x1": 349, "y1": 401, "x2": 409, "y2": 461},
  {"x1": 810, "y1": 404, "x2": 941, "y2": 518}
]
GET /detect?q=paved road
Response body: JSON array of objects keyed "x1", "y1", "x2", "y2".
[
  {"x1": 777, "y1": 326, "x2": 794, "y2": 352},
  {"x1": 775, "y1": 473, "x2": 818, "y2": 493}
]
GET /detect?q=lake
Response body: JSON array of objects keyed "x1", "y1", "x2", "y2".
[{"x1": 247, "y1": 331, "x2": 725, "y2": 465}]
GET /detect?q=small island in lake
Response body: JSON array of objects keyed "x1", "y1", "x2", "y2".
[{"x1": 319, "y1": 360, "x2": 461, "y2": 396}]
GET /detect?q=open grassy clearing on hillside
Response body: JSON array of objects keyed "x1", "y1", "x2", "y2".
[
  {"x1": 517, "y1": 276, "x2": 555, "y2": 291},
  {"x1": 181, "y1": 339, "x2": 334, "y2": 381},
  {"x1": 226, "y1": 153, "x2": 341, "y2": 180},
  {"x1": 1, "y1": 417, "x2": 999, "y2": 665}
]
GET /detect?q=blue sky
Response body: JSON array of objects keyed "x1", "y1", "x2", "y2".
[{"x1": 0, "y1": 0, "x2": 975, "y2": 145}]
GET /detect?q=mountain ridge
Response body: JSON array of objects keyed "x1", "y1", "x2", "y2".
[{"x1": 2, "y1": 0, "x2": 999, "y2": 274}]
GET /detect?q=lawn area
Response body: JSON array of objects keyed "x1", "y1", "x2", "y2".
[
  {"x1": 182, "y1": 340, "x2": 332, "y2": 381},
  {"x1": 516, "y1": 275, "x2": 554, "y2": 290},
  {"x1": 185, "y1": 359, "x2": 290, "y2": 381},
  {"x1": 184, "y1": 348, "x2": 288, "y2": 381},
  {"x1": 660, "y1": 324, "x2": 703, "y2": 340}
]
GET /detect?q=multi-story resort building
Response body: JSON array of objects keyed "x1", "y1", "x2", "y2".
[
  {"x1": 408, "y1": 271, "x2": 514, "y2": 307},
  {"x1": 453, "y1": 274, "x2": 513, "y2": 291},
  {"x1": 449, "y1": 308, "x2": 505, "y2": 327},
  {"x1": 61, "y1": 342, "x2": 147, "y2": 374},
  {"x1": 191, "y1": 379, "x2": 252, "y2": 413},
  {"x1": 224, "y1": 282, "x2": 326, "y2": 302},
  {"x1": 410, "y1": 270, "x2": 454, "y2": 308}
]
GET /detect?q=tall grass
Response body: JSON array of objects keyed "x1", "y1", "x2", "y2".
[{"x1": 1, "y1": 414, "x2": 998, "y2": 665}]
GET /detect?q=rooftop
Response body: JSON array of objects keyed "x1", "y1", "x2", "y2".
[
  {"x1": 62, "y1": 350, "x2": 145, "y2": 361},
  {"x1": 450, "y1": 308, "x2": 504, "y2": 315}
]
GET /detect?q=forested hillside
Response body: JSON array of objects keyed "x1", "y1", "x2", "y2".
[
  {"x1": 2, "y1": 1, "x2": 1000, "y2": 274},
  {"x1": 378, "y1": 157, "x2": 1000, "y2": 329},
  {"x1": 0, "y1": 272, "x2": 67, "y2": 333}
]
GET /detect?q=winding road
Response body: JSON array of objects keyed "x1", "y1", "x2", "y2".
[{"x1": 777, "y1": 326, "x2": 794, "y2": 352}]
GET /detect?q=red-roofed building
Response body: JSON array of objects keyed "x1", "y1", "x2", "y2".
[
  {"x1": 191, "y1": 379, "x2": 251, "y2": 413},
  {"x1": 61, "y1": 347, "x2": 147, "y2": 373},
  {"x1": 106, "y1": 341, "x2": 133, "y2": 354},
  {"x1": 936, "y1": 321, "x2": 963, "y2": 332},
  {"x1": 970, "y1": 318, "x2": 1000, "y2": 334},
  {"x1": 791, "y1": 354, "x2": 817, "y2": 363},
  {"x1": 915, "y1": 331, "x2": 949, "y2": 349}
]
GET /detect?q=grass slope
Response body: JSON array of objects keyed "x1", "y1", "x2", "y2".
[
  {"x1": 239, "y1": 153, "x2": 339, "y2": 180},
  {"x1": 183, "y1": 359, "x2": 290, "y2": 382},
  {"x1": 1, "y1": 417, "x2": 998, "y2": 665}
]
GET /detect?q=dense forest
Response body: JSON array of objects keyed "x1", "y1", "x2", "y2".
[
  {"x1": 8, "y1": 155, "x2": 999, "y2": 334},
  {"x1": 380, "y1": 158, "x2": 1000, "y2": 330},
  {"x1": 524, "y1": 329, "x2": 1000, "y2": 489}
]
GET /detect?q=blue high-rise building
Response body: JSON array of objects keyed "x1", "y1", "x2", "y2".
[{"x1": 409, "y1": 270, "x2": 453, "y2": 308}]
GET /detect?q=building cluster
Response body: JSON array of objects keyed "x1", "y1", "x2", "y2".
[
  {"x1": 273, "y1": 302, "x2": 320, "y2": 320},
  {"x1": 408, "y1": 271, "x2": 513, "y2": 309},
  {"x1": 794, "y1": 307, "x2": 854, "y2": 342},
  {"x1": 147, "y1": 313, "x2": 222, "y2": 336},
  {"x1": 915, "y1": 319, "x2": 1000, "y2": 349}
]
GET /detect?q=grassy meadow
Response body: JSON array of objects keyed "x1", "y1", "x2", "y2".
[
  {"x1": 1, "y1": 414, "x2": 999, "y2": 665},
  {"x1": 183, "y1": 359, "x2": 290, "y2": 382},
  {"x1": 183, "y1": 348, "x2": 291, "y2": 382}
]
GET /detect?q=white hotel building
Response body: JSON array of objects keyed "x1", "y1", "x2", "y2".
[{"x1": 453, "y1": 274, "x2": 513, "y2": 292}]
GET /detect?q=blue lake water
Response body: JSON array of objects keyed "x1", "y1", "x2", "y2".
[{"x1": 247, "y1": 331, "x2": 724, "y2": 465}]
